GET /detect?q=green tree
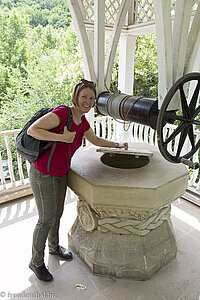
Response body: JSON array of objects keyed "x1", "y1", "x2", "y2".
[
  {"x1": 109, "y1": 33, "x2": 158, "y2": 98},
  {"x1": 133, "y1": 33, "x2": 158, "y2": 99},
  {"x1": 0, "y1": 9, "x2": 28, "y2": 75},
  {"x1": 0, "y1": 66, "x2": 9, "y2": 97},
  {"x1": 0, "y1": 24, "x2": 84, "y2": 130},
  {"x1": 0, "y1": 9, "x2": 28, "y2": 106},
  {"x1": 0, "y1": 0, "x2": 72, "y2": 28}
]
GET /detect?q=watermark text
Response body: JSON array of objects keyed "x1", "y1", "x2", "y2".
[{"x1": 0, "y1": 291, "x2": 58, "y2": 298}]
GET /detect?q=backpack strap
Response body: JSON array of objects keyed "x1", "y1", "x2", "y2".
[
  {"x1": 67, "y1": 107, "x2": 73, "y2": 167},
  {"x1": 47, "y1": 107, "x2": 73, "y2": 172}
]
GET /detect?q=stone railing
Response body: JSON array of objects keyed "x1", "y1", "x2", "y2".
[{"x1": 0, "y1": 116, "x2": 200, "y2": 204}]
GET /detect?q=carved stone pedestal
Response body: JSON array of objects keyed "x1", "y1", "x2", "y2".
[
  {"x1": 68, "y1": 201, "x2": 177, "y2": 280},
  {"x1": 68, "y1": 143, "x2": 188, "y2": 280}
]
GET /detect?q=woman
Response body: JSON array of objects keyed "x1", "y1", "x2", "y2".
[{"x1": 28, "y1": 79, "x2": 128, "y2": 281}]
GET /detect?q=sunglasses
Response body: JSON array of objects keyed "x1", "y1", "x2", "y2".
[{"x1": 77, "y1": 79, "x2": 96, "y2": 87}]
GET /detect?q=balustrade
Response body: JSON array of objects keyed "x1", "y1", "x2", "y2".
[
  {"x1": 0, "y1": 117, "x2": 200, "y2": 204},
  {"x1": 0, "y1": 129, "x2": 32, "y2": 204}
]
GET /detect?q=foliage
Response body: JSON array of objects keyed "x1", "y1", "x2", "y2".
[
  {"x1": 0, "y1": 8, "x2": 83, "y2": 130},
  {"x1": 0, "y1": 3, "x2": 159, "y2": 131},
  {"x1": 134, "y1": 33, "x2": 158, "y2": 99},
  {"x1": 0, "y1": 0, "x2": 71, "y2": 28},
  {"x1": 109, "y1": 33, "x2": 158, "y2": 98},
  {"x1": 0, "y1": 9, "x2": 28, "y2": 101},
  {"x1": 0, "y1": 7, "x2": 84, "y2": 179},
  {"x1": 0, "y1": 2, "x2": 161, "y2": 182},
  {"x1": 0, "y1": 3, "x2": 159, "y2": 133}
]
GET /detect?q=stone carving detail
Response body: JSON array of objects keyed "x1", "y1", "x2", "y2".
[
  {"x1": 77, "y1": 198, "x2": 171, "y2": 236},
  {"x1": 92, "y1": 205, "x2": 151, "y2": 220},
  {"x1": 77, "y1": 200, "x2": 98, "y2": 232},
  {"x1": 97, "y1": 205, "x2": 171, "y2": 236}
]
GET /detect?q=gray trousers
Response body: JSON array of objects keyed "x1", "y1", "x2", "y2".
[{"x1": 30, "y1": 163, "x2": 68, "y2": 266}]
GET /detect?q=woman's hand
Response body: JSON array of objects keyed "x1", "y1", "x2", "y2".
[
  {"x1": 117, "y1": 143, "x2": 128, "y2": 150},
  {"x1": 28, "y1": 112, "x2": 76, "y2": 144},
  {"x1": 61, "y1": 127, "x2": 76, "y2": 143},
  {"x1": 84, "y1": 128, "x2": 129, "y2": 150}
]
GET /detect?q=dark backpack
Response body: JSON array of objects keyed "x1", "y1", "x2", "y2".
[{"x1": 15, "y1": 106, "x2": 72, "y2": 164}]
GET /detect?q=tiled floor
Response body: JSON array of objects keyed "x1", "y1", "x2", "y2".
[{"x1": 0, "y1": 191, "x2": 200, "y2": 300}]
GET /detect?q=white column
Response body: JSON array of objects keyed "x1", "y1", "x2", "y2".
[
  {"x1": 184, "y1": 3, "x2": 200, "y2": 73},
  {"x1": 94, "y1": 0, "x2": 105, "y2": 94},
  {"x1": 153, "y1": 0, "x2": 173, "y2": 108},
  {"x1": 193, "y1": 45, "x2": 200, "y2": 72},
  {"x1": 118, "y1": 34, "x2": 136, "y2": 95},
  {"x1": 173, "y1": 0, "x2": 193, "y2": 81},
  {"x1": 66, "y1": 0, "x2": 95, "y2": 81},
  {"x1": 85, "y1": 0, "x2": 106, "y2": 135},
  {"x1": 84, "y1": 29, "x2": 95, "y2": 131},
  {"x1": 105, "y1": 0, "x2": 133, "y2": 89},
  {"x1": 87, "y1": 29, "x2": 94, "y2": 62},
  {"x1": 116, "y1": 34, "x2": 136, "y2": 143}
]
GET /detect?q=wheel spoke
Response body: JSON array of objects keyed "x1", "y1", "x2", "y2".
[
  {"x1": 189, "y1": 80, "x2": 200, "y2": 114},
  {"x1": 164, "y1": 112, "x2": 187, "y2": 122},
  {"x1": 193, "y1": 105, "x2": 200, "y2": 120},
  {"x1": 188, "y1": 125, "x2": 195, "y2": 149},
  {"x1": 176, "y1": 128, "x2": 189, "y2": 158},
  {"x1": 193, "y1": 120, "x2": 200, "y2": 126},
  {"x1": 179, "y1": 85, "x2": 191, "y2": 118},
  {"x1": 164, "y1": 122, "x2": 188, "y2": 145},
  {"x1": 157, "y1": 72, "x2": 200, "y2": 164},
  {"x1": 192, "y1": 105, "x2": 200, "y2": 127}
]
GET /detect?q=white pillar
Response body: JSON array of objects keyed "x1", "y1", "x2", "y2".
[
  {"x1": 116, "y1": 34, "x2": 137, "y2": 142},
  {"x1": 193, "y1": 45, "x2": 200, "y2": 71},
  {"x1": 154, "y1": 0, "x2": 173, "y2": 109},
  {"x1": 118, "y1": 34, "x2": 136, "y2": 95},
  {"x1": 84, "y1": 29, "x2": 95, "y2": 131},
  {"x1": 184, "y1": 3, "x2": 200, "y2": 74},
  {"x1": 66, "y1": 0, "x2": 95, "y2": 81},
  {"x1": 85, "y1": 1, "x2": 105, "y2": 134},
  {"x1": 94, "y1": 0, "x2": 105, "y2": 94},
  {"x1": 173, "y1": 0, "x2": 193, "y2": 81},
  {"x1": 105, "y1": 0, "x2": 133, "y2": 89}
]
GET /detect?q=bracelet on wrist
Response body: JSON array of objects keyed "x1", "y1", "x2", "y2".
[{"x1": 115, "y1": 142, "x2": 119, "y2": 148}]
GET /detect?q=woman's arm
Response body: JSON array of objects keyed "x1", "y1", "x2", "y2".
[
  {"x1": 84, "y1": 128, "x2": 128, "y2": 149},
  {"x1": 27, "y1": 112, "x2": 76, "y2": 143}
]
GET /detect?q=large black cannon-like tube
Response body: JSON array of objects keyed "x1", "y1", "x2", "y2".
[
  {"x1": 96, "y1": 73, "x2": 200, "y2": 169},
  {"x1": 96, "y1": 92, "x2": 159, "y2": 130}
]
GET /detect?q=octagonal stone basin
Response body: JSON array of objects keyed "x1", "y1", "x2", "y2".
[
  {"x1": 68, "y1": 142, "x2": 189, "y2": 280},
  {"x1": 68, "y1": 142, "x2": 188, "y2": 211}
]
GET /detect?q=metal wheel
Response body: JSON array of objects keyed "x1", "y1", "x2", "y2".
[{"x1": 157, "y1": 72, "x2": 200, "y2": 164}]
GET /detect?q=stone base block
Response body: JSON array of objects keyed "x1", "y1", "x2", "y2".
[{"x1": 68, "y1": 217, "x2": 177, "y2": 281}]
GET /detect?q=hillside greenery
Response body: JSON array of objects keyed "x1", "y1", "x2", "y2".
[
  {"x1": 0, "y1": 1, "x2": 158, "y2": 132},
  {"x1": 0, "y1": 0, "x2": 71, "y2": 28}
]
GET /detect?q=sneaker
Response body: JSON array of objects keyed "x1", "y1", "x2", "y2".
[
  {"x1": 29, "y1": 262, "x2": 53, "y2": 281},
  {"x1": 49, "y1": 245, "x2": 73, "y2": 260}
]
